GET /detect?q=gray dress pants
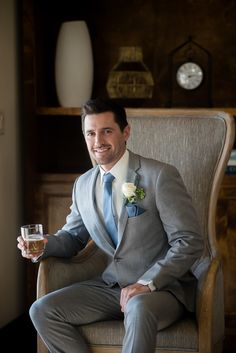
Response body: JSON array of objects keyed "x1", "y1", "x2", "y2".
[{"x1": 30, "y1": 278, "x2": 184, "y2": 353}]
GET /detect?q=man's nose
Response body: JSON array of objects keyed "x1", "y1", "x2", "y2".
[{"x1": 94, "y1": 133, "x2": 103, "y2": 145}]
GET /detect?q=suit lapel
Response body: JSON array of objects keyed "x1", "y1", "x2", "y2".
[
  {"x1": 81, "y1": 152, "x2": 142, "y2": 253},
  {"x1": 81, "y1": 167, "x2": 116, "y2": 254},
  {"x1": 117, "y1": 152, "x2": 141, "y2": 245}
]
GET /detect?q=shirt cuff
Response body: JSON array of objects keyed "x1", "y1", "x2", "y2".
[
  {"x1": 31, "y1": 253, "x2": 43, "y2": 263},
  {"x1": 138, "y1": 280, "x2": 156, "y2": 292}
]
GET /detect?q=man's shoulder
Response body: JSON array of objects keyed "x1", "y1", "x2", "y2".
[
  {"x1": 130, "y1": 150, "x2": 177, "y2": 172},
  {"x1": 75, "y1": 165, "x2": 99, "y2": 184}
]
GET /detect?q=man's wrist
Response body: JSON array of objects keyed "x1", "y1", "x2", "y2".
[
  {"x1": 138, "y1": 280, "x2": 156, "y2": 292},
  {"x1": 147, "y1": 281, "x2": 156, "y2": 292}
]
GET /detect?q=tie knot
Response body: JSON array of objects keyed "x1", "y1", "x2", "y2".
[{"x1": 103, "y1": 173, "x2": 115, "y2": 184}]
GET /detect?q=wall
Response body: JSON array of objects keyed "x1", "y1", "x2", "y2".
[
  {"x1": 0, "y1": 0, "x2": 25, "y2": 327},
  {"x1": 34, "y1": 0, "x2": 236, "y2": 109}
]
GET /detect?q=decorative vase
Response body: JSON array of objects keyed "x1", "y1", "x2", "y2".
[
  {"x1": 55, "y1": 21, "x2": 93, "y2": 107},
  {"x1": 106, "y1": 46, "x2": 154, "y2": 99}
]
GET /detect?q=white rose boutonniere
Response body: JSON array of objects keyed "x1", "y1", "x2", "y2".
[{"x1": 122, "y1": 182, "x2": 146, "y2": 204}]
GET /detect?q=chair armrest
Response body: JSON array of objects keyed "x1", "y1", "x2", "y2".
[
  {"x1": 37, "y1": 240, "x2": 108, "y2": 298},
  {"x1": 197, "y1": 257, "x2": 224, "y2": 353}
]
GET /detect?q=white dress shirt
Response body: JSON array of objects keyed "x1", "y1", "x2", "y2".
[{"x1": 96, "y1": 149, "x2": 129, "y2": 221}]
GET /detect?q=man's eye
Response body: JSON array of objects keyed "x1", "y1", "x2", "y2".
[
  {"x1": 86, "y1": 132, "x2": 94, "y2": 137},
  {"x1": 104, "y1": 129, "x2": 112, "y2": 134}
]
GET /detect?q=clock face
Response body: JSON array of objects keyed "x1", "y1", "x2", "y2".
[{"x1": 176, "y1": 62, "x2": 203, "y2": 90}]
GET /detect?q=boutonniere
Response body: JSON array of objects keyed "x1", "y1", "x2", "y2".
[{"x1": 122, "y1": 182, "x2": 146, "y2": 205}]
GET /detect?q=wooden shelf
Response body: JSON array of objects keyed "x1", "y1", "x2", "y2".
[
  {"x1": 223, "y1": 174, "x2": 236, "y2": 183},
  {"x1": 36, "y1": 106, "x2": 236, "y2": 117},
  {"x1": 36, "y1": 107, "x2": 82, "y2": 115}
]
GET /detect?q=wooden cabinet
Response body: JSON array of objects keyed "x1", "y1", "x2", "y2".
[
  {"x1": 34, "y1": 173, "x2": 78, "y2": 234},
  {"x1": 27, "y1": 173, "x2": 78, "y2": 305},
  {"x1": 216, "y1": 175, "x2": 236, "y2": 324},
  {"x1": 35, "y1": 108, "x2": 92, "y2": 174},
  {"x1": 217, "y1": 176, "x2": 236, "y2": 314}
]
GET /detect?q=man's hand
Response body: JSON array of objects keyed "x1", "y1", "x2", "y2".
[
  {"x1": 17, "y1": 235, "x2": 48, "y2": 260},
  {"x1": 120, "y1": 283, "x2": 150, "y2": 312}
]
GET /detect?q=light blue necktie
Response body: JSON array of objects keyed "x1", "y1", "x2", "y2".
[{"x1": 103, "y1": 173, "x2": 118, "y2": 247}]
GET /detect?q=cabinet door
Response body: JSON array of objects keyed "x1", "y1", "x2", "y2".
[
  {"x1": 27, "y1": 173, "x2": 78, "y2": 306},
  {"x1": 34, "y1": 174, "x2": 78, "y2": 233}
]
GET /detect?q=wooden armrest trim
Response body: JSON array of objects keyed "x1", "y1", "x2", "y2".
[{"x1": 198, "y1": 257, "x2": 221, "y2": 353}]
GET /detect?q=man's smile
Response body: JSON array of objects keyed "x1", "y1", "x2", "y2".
[{"x1": 93, "y1": 146, "x2": 111, "y2": 154}]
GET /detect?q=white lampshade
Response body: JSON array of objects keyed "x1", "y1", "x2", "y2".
[{"x1": 55, "y1": 21, "x2": 93, "y2": 107}]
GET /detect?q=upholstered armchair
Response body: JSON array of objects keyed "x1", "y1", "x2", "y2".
[{"x1": 37, "y1": 109, "x2": 235, "y2": 353}]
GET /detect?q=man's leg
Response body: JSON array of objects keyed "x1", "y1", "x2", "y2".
[
  {"x1": 30, "y1": 279, "x2": 122, "y2": 353},
  {"x1": 122, "y1": 290, "x2": 185, "y2": 353}
]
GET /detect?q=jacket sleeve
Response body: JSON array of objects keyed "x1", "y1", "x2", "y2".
[{"x1": 138, "y1": 164, "x2": 204, "y2": 289}]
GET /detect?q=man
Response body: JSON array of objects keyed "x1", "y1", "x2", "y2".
[{"x1": 17, "y1": 98, "x2": 203, "y2": 353}]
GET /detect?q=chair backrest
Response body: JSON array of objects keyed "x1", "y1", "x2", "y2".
[{"x1": 126, "y1": 109, "x2": 235, "y2": 260}]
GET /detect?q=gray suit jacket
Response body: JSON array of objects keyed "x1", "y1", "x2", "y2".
[{"x1": 44, "y1": 151, "x2": 204, "y2": 312}]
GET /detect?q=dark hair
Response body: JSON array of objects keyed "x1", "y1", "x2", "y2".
[{"x1": 81, "y1": 98, "x2": 128, "y2": 132}]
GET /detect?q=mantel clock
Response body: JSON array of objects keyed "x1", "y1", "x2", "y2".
[{"x1": 167, "y1": 37, "x2": 212, "y2": 107}]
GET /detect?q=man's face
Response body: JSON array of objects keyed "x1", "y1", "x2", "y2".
[{"x1": 84, "y1": 111, "x2": 130, "y2": 171}]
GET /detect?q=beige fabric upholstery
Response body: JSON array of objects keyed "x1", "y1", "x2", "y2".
[{"x1": 37, "y1": 109, "x2": 235, "y2": 353}]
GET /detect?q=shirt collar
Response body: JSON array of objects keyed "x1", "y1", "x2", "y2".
[{"x1": 99, "y1": 150, "x2": 129, "y2": 181}]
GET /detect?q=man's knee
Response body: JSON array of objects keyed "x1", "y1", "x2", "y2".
[
  {"x1": 125, "y1": 294, "x2": 153, "y2": 319},
  {"x1": 29, "y1": 295, "x2": 53, "y2": 326}
]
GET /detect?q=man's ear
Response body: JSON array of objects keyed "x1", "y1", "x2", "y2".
[{"x1": 123, "y1": 124, "x2": 131, "y2": 142}]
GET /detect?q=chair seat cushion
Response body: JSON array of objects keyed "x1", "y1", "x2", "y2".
[{"x1": 80, "y1": 316, "x2": 198, "y2": 351}]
